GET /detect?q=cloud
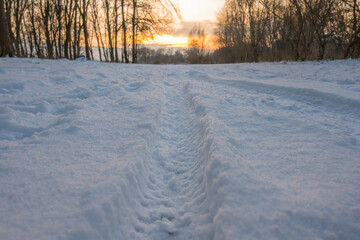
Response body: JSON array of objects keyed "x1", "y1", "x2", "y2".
[{"x1": 170, "y1": 21, "x2": 217, "y2": 36}]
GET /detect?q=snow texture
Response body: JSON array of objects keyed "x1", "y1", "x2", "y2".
[{"x1": 0, "y1": 58, "x2": 359, "y2": 240}]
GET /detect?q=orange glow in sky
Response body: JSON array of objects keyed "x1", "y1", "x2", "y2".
[
  {"x1": 143, "y1": 0, "x2": 224, "y2": 48},
  {"x1": 143, "y1": 34, "x2": 219, "y2": 50},
  {"x1": 85, "y1": 1, "x2": 224, "y2": 49},
  {"x1": 143, "y1": 35, "x2": 189, "y2": 48}
]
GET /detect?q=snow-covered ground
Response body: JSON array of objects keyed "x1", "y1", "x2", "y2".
[{"x1": 0, "y1": 58, "x2": 359, "y2": 240}]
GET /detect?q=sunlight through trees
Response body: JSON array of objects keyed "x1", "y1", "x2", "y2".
[
  {"x1": 1, "y1": 0, "x2": 179, "y2": 62},
  {"x1": 214, "y1": 0, "x2": 360, "y2": 62}
]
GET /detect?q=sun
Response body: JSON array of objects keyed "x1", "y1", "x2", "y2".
[{"x1": 142, "y1": 34, "x2": 189, "y2": 48}]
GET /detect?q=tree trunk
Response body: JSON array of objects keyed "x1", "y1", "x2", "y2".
[
  {"x1": 83, "y1": 15, "x2": 91, "y2": 59},
  {"x1": 104, "y1": 0, "x2": 114, "y2": 62},
  {"x1": 81, "y1": 0, "x2": 91, "y2": 60},
  {"x1": 73, "y1": 8, "x2": 78, "y2": 58},
  {"x1": 57, "y1": 0, "x2": 62, "y2": 58},
  {"x1": 114, "y1": 0, "x2": 119, "y2": 62},
  {"x1": 132, "y1": 0, "x2": 136, "y2": 63},
  {"x1": 121, "y1": 0, "x2": 129, "y2": 63},
  {"x1": 91, "y1": 0, "x2": 102, "y2": 61},
  {"x1": 0, "y1": 0, "x2": 14, "y2": 57}
]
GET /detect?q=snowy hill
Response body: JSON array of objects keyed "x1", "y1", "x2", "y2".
[{"x1": 0, "y1": 58, "x2": 359, "y2": 239}]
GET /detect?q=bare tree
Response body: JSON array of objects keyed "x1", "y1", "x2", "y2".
[
  {"x1": 64, "y1": 0, "x2": 76, "y2": 59},
  {"x1": 55, "y1": 0, "x2": 63, "y2": 58},
  {"x1": 131, "y1": 0, "x2": 137, "y2": 62},
  {"x1": 90, "y1": 0, "x2": 104, "y2": 61},
  {"x1": 215, "y1": 0, "x2": 245, "y2": 62},
  {"x1": 304, "y1": 0, "x2": 336, "y2": 60},
  {"x1": 246, "y1": 0, "x2": 268, "y2": 62},
  {"x1": 76, "y1": 0, "x2": 91, "y2": 59},
  {"x1": 11, "y1": 0, "x2": 28, "y2": 56},
  {"x1": 130, "y1": 0, "x2": 179, "y2": 63},
  {"x1": 2, "y1": 0, "x2": 179, "y2": 62},
  {"x1": 0, "y1": 0, "x2": 13, "y2": 56},
  {"x1": 121, "y1": 0, "x2": 129, "y2": 62},
  {"x1": 187, "y1": 24, "x2": 207, "y2": 63},
  {"x1": 39, "y1": 0, "x2": 55, "y2": 58},
  {"x1": 342, "y1": 0, "x2": 360, "y2": 58}
]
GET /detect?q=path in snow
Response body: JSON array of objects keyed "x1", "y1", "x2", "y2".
[{"x1": 130, "y1": 76, "x2": 214, "y2": 239}]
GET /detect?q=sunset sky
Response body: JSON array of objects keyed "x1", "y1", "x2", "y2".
[
  {"x1": 143, "y1": 0, "x2": 225, "y2": 49},
  {"x1": 174, "y1": 0, "x2": 224, "y2": 22}
]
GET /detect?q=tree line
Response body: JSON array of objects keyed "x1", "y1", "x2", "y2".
[
  {"x1": 0, "y1": 0, "x2": 178, "y2": 62},
  {"x1": 1, "y1": 0, "x2": 359, "y2": 63},
  {"x1": 214, "y1": 0, "x2": 360, "y2": 62},
  {"x1": 137, "y1": 0, "x2": 360, "y2": 65}
]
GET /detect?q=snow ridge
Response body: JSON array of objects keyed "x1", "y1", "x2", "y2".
[{"x1": 214, "y1": 79, "x2": 360, "y2": 117}]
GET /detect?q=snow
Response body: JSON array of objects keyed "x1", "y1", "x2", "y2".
[{"x1": 0, "y1": 58, "x2": 359, "y2": 240}]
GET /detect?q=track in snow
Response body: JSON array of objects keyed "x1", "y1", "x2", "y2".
[
  {"x1": 129, "y1": 79, "x2": 214, "y2": 239},
  {"x1": 125, "y1": 65, "x2": 360, "y2": 239}
]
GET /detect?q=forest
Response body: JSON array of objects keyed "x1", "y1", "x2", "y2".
[
  {"x1": 214, "y1": 0, "x2": 360, "y2": 63},
  {"x1": 0, "y1": 0, "x2": 179, "y2": 62},
  {"x1": 0, "y1": 0, "x2": 359, "y2": 63}
]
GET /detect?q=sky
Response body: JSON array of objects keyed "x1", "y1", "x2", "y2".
[
  {"x1": 174, "y1": 0, "x2": 225, "y2": 22},
  {"x1": 143, "y1": 0, "x2": 224, "y2": 48}
]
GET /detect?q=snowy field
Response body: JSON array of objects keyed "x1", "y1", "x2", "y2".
[{"x1": 0, "y1": 58, "x2": 359, "y2": 240}]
